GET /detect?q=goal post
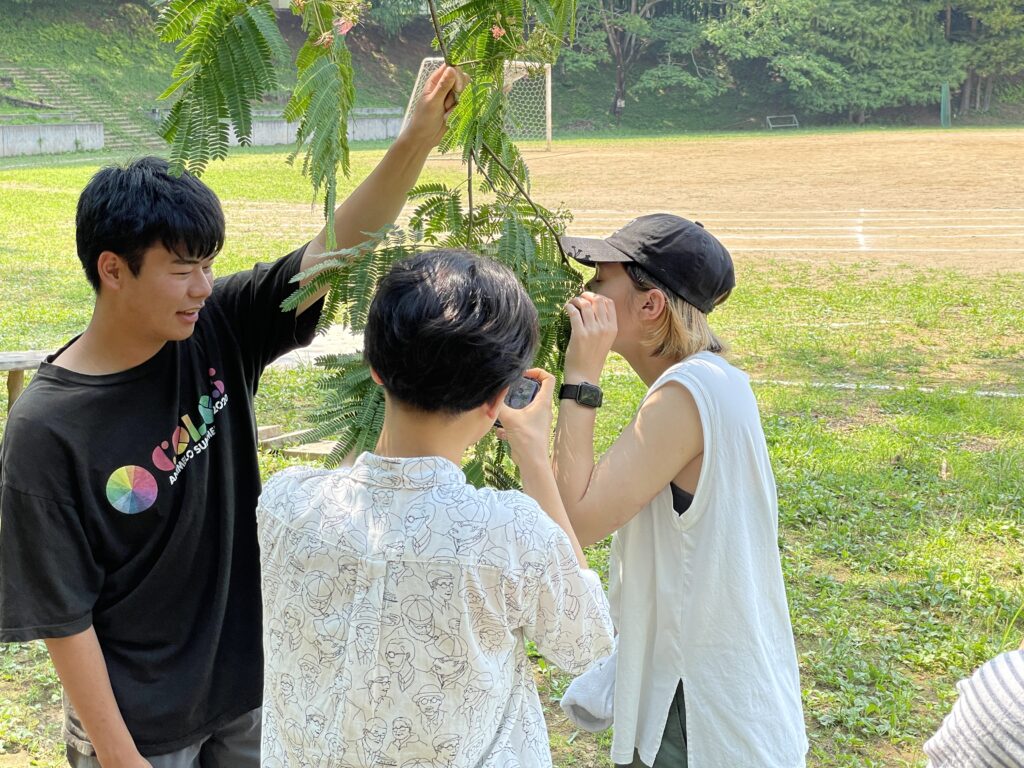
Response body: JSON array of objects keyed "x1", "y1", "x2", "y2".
[{"x1": 404, "y1": 57, "x2": 552, "y2": 150}]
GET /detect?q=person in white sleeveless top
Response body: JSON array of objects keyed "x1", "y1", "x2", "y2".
[{"x1": 552, "y1": 214, "x2": 808, "y2": 768}]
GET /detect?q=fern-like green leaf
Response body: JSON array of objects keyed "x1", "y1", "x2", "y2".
[{"x1": 156, "y1": 0, "x2": 207, "y2": 43}]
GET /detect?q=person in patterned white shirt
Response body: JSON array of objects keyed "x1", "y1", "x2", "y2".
[{"x1": 256, "y1": 250, "x2": 615, "y2": 768}]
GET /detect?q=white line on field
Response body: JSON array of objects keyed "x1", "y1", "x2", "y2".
[
  {"x1": 854, "y1": 206, "x2": 865, "y2": 251},
  {"x1": 752, "y1": 379, "x2": 1024, "y2": 399},
  {"x1": 754, "y1": 319, "x2": 898, "y2": 329},
  {"x1": 738, "y1": 224, "x2": 1024, "y2": 232},
  {"x1": 698, "y1": 233, "x2": 1024, "y2": 241},
  {"x1": 567, "y1": 218, "x2": 1024, "y2": 230},
  {"x1": 728, "y1": 246, "x2": 1024, "y2": 253},
  {"x1": 800, "y1": 320, "x2": 898, "y2": 328},
  {"x1": 570, "y1": 208, "x2": 1024, "y2": 215},
  {"x1": 560, "y1": 241, "x2": 1024, "y2": 253}
]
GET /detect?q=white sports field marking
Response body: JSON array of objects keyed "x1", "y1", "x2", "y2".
[
  {"x1": 401, "y1": 205, "x2": 1024, "y2": 224},
  {"x1": 732, "y1": 224, "x2": 1024, "y2": 231},
  {"x1": 569, "y1": 222, "x2": 1024, "y2": 231},
  {"x1": 856, "y1": 209, "x2": 868, "y2": 251},
  {"x1": 567, "y1": 217, "x2": 1024, "y2": 228},
  {"x1": 684, "y1": 233, "x2": 1024, "y2": 241},
  {"x1": 761, "y1": 320, "x2": 898, "y2": 329},
  {"x1": 752, "y1": 379, "x2": 1024, "y2": 399},
  {"x1": 698, "y1": 247, "x2": 1024, "y2": 253},
  {"x1": 570, "y1": 208, "x2": 1024, "y2": 215},
  {"x1": 561, "y1": 237, "x2": 1024, "y2": 253},
  {"x1": 792, "y1": 320, "x2": 897, "y2": 328}
]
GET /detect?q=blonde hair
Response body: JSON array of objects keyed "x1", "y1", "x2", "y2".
[{"x1": 624, "y1": 263, "x2": 728, "y2": 360}]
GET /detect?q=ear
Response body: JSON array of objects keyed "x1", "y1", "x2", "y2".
[
  {"x1": 482, "y1": 387, "x2": 509, "y2": 421},
  {"x1": 638, "y1": 288, "x2": 667, "y2": 322},
  {"x1": 96, "y1": 250, "x2": 127, "y2": 292},
  {"x1": 369, "y1": 367, "x2": 383, "y2": 385}
]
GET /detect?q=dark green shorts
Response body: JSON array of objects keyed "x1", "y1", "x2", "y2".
[{"x1": 616, "y1": 682, "x2": 687, "y2": 768}]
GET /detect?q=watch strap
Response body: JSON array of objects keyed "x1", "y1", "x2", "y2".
[
  {"x1": 559, "y1": 384, "x2": 582, "y2": 401},
  {"x1": 559, "y1": 382, "x2": 603, "y2": 408}
]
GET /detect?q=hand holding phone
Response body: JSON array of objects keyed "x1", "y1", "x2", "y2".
[
  {"x1": 504, "y1": 376, "x2": 541, "y2": 410},
  {"x1": 495, "y1": 377, "x2": 540, "y2": 429},
  {"x1": 494, "y1": 369, "x2": 555, "y2": 465}
]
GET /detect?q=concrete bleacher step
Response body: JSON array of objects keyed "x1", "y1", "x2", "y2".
[
  {"x1": 258, "y1": 425, "x2": 284, "y2": 441},
  {"x1": 4, "y1": 66, "x2": 164, "y2": 151},
  {"x1": 259, "y1": 426, "x2": 342, "y2": 463},
  {"x1": 281, "y1": 441, "x2": 338, "y2": 461},
  {"x1": 259, "y1": 427, "x2": 317, "y2": 450}
]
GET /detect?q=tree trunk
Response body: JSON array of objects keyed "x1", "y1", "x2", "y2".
[
  {"x1": 975, "y1": 76, "x2": 983, "y2": 111},
  {"x1": 959, "y1": 17, "x2": 978, "y2": 115},
  {"x1": 983, "y1": 75, "x2": 995, "y2": 112},
  {"x1": 959, "y1": 71, "x2": 974, "y2": 115},
  {"x1": 611, "y1": 64, "x2": 626, "y2": 121},
  {"x1": 945, "y1": 2, "x2": 951, "y2": 38},
  {"x1": 603, "y1": 21, "x2": 626, "y2": 120}
]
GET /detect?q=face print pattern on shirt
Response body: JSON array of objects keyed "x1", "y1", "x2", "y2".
[{"x1": 257, "y1": 455, "x2": 614, "y2": 768}]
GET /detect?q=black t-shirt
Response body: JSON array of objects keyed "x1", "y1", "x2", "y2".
[{"x1": 0, "y1": 246, "x2": 321, "y2": 756}]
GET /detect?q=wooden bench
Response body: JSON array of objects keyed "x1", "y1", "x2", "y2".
[{"x1": 2, "y1": 351, "x2": 47, "y2": 414}]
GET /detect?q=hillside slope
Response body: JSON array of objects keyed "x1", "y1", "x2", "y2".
[{"x1": 1, "y1": 2, "x2": 1019, "y2": 135}]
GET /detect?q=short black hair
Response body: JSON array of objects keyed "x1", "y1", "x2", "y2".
[
  {"x1": 75, "y1": 156, "x2": 225, "y2": 292},
  {"x1": 364, "y1": 250, "x2": 539, "y2": 414}
]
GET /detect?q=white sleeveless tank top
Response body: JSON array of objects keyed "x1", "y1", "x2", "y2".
[{"x1": 608, "y1": 352, "x2": 808, "y2": 767}]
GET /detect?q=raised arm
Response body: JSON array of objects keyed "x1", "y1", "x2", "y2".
[
  {"x1": 551, "y1": 293, "x2": 703, "y2": 546},
  {"x1": 46, "y1": 627, "x2": 152, "y2": 768},
  {"x1": 295, "y1": 64, "x2": 465, "y2": 315}
]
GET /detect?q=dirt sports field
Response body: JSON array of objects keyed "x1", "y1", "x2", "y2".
[
  {"x1": 516, "y1": 129, "x2": 1024, "y2": 273},
  {"x1": 224, "y1": 128, "x2": 1024, "y2": 274}
]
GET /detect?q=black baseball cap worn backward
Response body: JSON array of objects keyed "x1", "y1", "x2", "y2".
[{"x1": 560, "y1": 213, "x2": 735, "y2": 314}]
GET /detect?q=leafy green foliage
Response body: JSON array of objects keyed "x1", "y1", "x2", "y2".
[
  {"x1": 559, "y1": 0, "x2": 1021, "y2": 122},
  {"x1": 562, "y1": 0, "x2": 730, "y2": 116},
  {"x1": 707, "y1": 0, "x2": 967, "y2": 119},
  {"x1": 306, "y1": 353, "x2": 385, "y2": 467},
  {"x1": 283, "y1": 2, "x2": 358, "y2": 244},
  {"x1": 157, "y1": 1, "x2": 289, "y2": 174},
  {"x1": 366, "y1": 0, "x2": 423, "y2": 36},
  {"x1": 282, "y1": 0, "x2": 583, "y2": 485},
  {"x1": 157, "y1": 0, "x2": 358, "y2": 244}
]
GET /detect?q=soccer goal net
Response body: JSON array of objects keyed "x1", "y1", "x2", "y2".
[{"x1": 403, "y1": 57, "x2": 552, "y2": 149}]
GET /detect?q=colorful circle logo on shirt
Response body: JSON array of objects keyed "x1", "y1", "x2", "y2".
[{"x1": 105, "y1": 465, "x2": 158, "y2": 515}]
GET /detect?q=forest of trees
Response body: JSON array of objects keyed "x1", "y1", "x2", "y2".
[
  {"x1": 3, "y1": 0, "x2": 1023, "y2": 123},
  {"x1": 564, "y1": 0, "x2": 1024, "y2": 122},
  {"x1": 371, "y1": 0, "x2": 1024, "y2": 122}
]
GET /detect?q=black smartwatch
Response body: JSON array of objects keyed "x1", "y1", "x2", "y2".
[{"x1": 559, "y1": 381, "x2": 603, "y2": 408}]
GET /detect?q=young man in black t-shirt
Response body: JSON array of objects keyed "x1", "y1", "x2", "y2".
[{"x1": 0, "y1": 64, "x2": 463, "y2": 768}]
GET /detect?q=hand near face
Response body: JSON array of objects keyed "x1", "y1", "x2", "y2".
[{"x1": 564, "y1": 291, "x2": 617, "y2": 381}]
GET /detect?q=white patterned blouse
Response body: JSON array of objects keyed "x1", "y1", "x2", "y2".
[{"x1": 256, "y1": 453, "x2": 615, "y2": 768}]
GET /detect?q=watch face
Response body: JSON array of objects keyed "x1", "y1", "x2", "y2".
[{"x1": 577, "y1": 384, "x2": 603, "y2": 407}]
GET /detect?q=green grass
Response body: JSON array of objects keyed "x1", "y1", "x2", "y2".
[
  {"x1": 0, "y1": 643, "x2": 62, "y2": 763},
  {"x1": 1, "y1": 147, "x2": 1022, "y2": 767},
  {"x1": 0, "y1": 1, "x2": 178, "y2": 118}
]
